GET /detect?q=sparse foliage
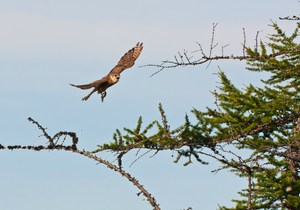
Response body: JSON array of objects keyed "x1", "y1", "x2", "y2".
[{"x1": 1, "y1": 118, "x2": 161, "y2": 210}]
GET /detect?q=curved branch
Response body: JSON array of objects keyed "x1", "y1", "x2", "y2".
[
  {"x1": 2, "y1": 118, "x2": 161, "y2": 210},
  {"x1": 0, "y1": 144, "x2": 160, "y2": 210},
  {"x1": 74, "y1": 149, "x2": 160, "y2": 210}
]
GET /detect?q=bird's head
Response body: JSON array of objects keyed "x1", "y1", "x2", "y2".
[{"x1": 109, "y1": 74, "x2": 120, "y2": 84}]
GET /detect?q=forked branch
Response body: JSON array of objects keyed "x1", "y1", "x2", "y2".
[
  {"x1": 143, "y1": 23, "x2": 300, "y2": 76},
  {"x1": 0, "y1": 118, "x2": 160, "y2": 210}
]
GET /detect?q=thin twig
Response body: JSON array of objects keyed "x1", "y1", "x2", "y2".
[
  {"x1": 242, "y1": 28, "x2": 247, "y2": 57},
  {"x1": 255, "y1": 31, "x2": 260, "y2": 50}
]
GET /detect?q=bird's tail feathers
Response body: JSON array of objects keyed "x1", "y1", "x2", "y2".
[{"x1": 70, "y1": 83, "x2": 92, "y2": 90}]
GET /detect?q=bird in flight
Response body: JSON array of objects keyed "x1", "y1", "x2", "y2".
[{"x1": 70, "y1": 42, "x2": 143, "y2": 102}]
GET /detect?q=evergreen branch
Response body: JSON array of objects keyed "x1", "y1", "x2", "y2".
[
  {"x1": 96, "y1": 105, "x2": 299, "y2": 167},
  {"x1": 262, "y1": 149, "x2": 300, "y2": 162},
  {"x1": 197, "y1": 149, "x2": 251, "y2": 173},
  {"x1": 217, "y1": 112, "x2": 300, "y2": 143}
]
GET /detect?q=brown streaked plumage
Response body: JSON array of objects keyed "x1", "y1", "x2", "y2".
[{"x1": 70, "y1": 42, "x2": 143, "y2": 102}]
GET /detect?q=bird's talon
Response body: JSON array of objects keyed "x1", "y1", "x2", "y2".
[{"x1": 101, "y1": 91, "x2": 107, "y2": 102}]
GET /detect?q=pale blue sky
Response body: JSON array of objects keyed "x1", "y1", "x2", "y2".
[{"x1": 0, "y1": 1, "x2": 299, "y2": 210}]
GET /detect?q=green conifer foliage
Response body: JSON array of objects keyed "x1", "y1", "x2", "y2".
[
  {"x1": 223, "y1": 22, "x2": 300, "y2": 210},
  {"x1": 96, "y1": 23, "x2": 300, "y2": 209}
]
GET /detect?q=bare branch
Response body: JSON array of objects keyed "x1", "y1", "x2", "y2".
[
  {"x1": 279, "y1": 15, "x2": 300, "y2": 21},
  {"x1": 28, "y1": 117, "x2": 53, "y2": 145},
  {"x1": 1, "y1": 118, "x2": 161, "y2": 210},
  {"x1": 142, "y1": 24, "x2": 299, "y2": 76},
  {"x1": 255, "y1": 30, "x2": 261, "y2": 50},
  {"x1": 209, "y1": 23, "x2": 218, "y2": 58},
  {"x1": 143, "y1": 48, "x2": 300, "y2": 76},
  {"x1": 221, "y1": 44, "x2": 230, "y2": 57},
  {"x1": 242, "y1": 28, "x2": 247, "y2": 56},
  {"x1": 129, "y1": 149, "x2": 152, "y2": 167}
]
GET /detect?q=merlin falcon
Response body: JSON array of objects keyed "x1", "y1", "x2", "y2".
[{"x1": 70, "y1": 42, "x2": 143, "y2": 102}]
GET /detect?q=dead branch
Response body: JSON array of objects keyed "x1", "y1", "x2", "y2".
[
  {"x1": 242, "y1": 28, "x2": 247, "y2": 56},
  {"x1": 145, "y1": 47, "x2": 300, "y2": 76},
  {"x1": 0, "y1": 118, "x2": 161, "y2": 210},
  {"x1": 279, "y1": 15, "x2": 300, "y2": 21},
  {"x1": 142, "y1": 23, "x2": 300, "y2": 76}
]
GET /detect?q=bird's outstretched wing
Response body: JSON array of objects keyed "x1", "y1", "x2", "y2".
[{"x1": 109, "y1": 42, "x2": 143, "y2": 75}]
